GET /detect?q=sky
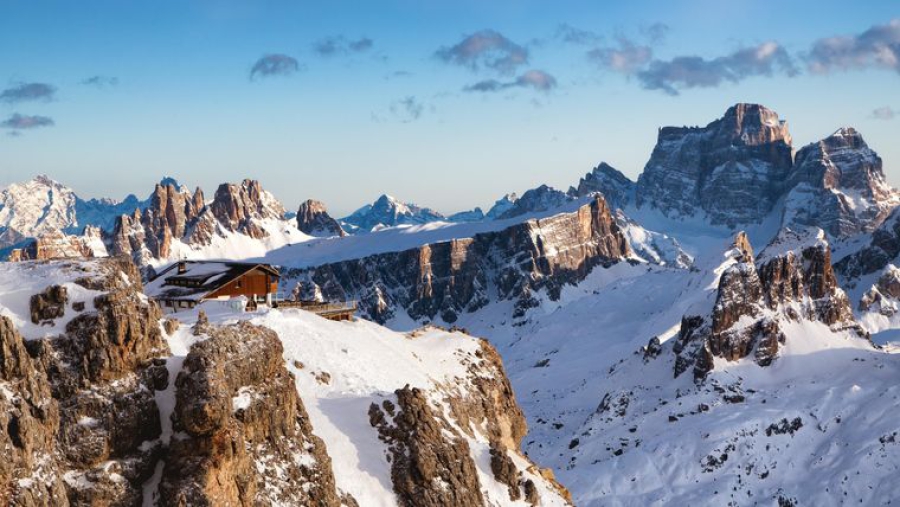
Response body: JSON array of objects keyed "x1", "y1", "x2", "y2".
[{"x1": 1, "y1": 0, "x2": 899, "y2": 216}]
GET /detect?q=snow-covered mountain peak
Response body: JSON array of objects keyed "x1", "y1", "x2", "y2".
[
  {"x1": 341, "y1": 193, "x2": 446, "y2": 232},
  {"x1": 0, "y1": 175, "x2": 78, "y2": 248}
]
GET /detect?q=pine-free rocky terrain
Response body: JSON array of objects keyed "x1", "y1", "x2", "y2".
[{"x1": 3, "y1": 103, "x2": 900, "y2": 506}]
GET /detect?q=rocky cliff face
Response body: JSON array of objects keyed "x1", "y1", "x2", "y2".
[
  {"x1": 0, "y1": 258, "x2": 170, "y2": 505},
  {"x1": 287, "y1": 196, "x2": 631, "y2": 324},
  {"x1": 836, "y1": 205, "x2": 900, "y2": 281},
  {"x1": 674, "y1": 228, "x2": 864, "y2": 379},
  {"x1": 632, "y1": 104, "x2": 897, "y2": 235},
  {"x1": 366, "y1": 337, "x2": 571, "y2": 507},
  {"x1": 296, "y1": 199, "x2": 347, "y2": 237},
  {"x1": 783, "y1": 128, "x2": 897, "y2": 237},
  {"x1": 636, "y1": 103, "x2": 793, "y2": 226},
  {"x1": 207, "y1": 179, "x2": 285, "y2": 238},
  {"x1": 159, "y1": 321, "x2": 341, "y2": 506}
]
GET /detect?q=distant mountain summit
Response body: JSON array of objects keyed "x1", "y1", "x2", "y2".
[
  {"x1": 341, "y1": 194, "x2": 446, "y2": 232},
  {"x1": 0, "y1": 175, "x2": 146, "y2": 249}
]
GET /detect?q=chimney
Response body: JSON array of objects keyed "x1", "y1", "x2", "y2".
[{"x1": 177, "y1": 261, "x2": 187, "y2": 274}]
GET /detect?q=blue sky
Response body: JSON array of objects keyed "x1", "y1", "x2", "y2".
[{"x1": 1, "y1": 0, "x2": 898, "y2": 216}]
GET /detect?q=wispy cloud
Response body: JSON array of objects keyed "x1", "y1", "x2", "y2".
[
  {"x1": 435, "y1": 30, "x2": 529, "y2": 75},
  {"x1": 0, "y1": 82, "x2": 56, "y2": 103},
  {"x1": 81, "y1": 75, "x2": 119, "y2": 87},
  {"x1": 389, "y1": 96, "x2": 424, "y2": 122},
  {"x1": 637, "y1": 42, "x2": 797, "y2": 95},
  {"x1": 1, "y1": 113, "x2": 55, "y2": 129},
  {"x1": 312, "y1": 36, "x2": 374, "y2": 57},
  {"x1": 588, "y1": 37, "x2": 654, "y2": 74},
  {"x1": 250, "y1": 54, "x2": 302, "y2": 80},
  {"x1": 806, "y1": 19, "x2": 900, "y2": 74},
  {"x1": 464, "y1": 69, "x2": 557, "y2": 93},
  {"x1": 871, "y1": 106, "x2": 897, "y2": 120},
  {"x1": 555, "y1": 24, "x2": 602, "y2": 45}
]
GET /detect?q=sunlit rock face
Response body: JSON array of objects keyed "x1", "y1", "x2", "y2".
[
  {"x1": 784, "y1": 127, "x2": 897, "y2": 237},
  {"x1": 288, "y1": 195, "x2": 631, "y2": 324},
  {"x1": 636, "y1": 103, "x2": 793, "y2": 227}
]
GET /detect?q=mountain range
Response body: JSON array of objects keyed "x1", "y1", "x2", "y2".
[{"x1": 3, "y1": 103, "x2": 900, "y2": 505}]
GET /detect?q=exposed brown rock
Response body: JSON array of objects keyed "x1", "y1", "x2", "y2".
[
  {"x1": 297, "y1": 199, "x2": 346, "y2": 237},
  {"x1": 369, "y1": 386, "x2": 486, "y2": 507},
  {"x1": 0, "y1": 316, "x2": 69, "y2": 506},
  {"x1": 209, "y1": 179, "x2": 284, "y2": 238},
  {"x1": 111, "y1": 183, "x2": 204, "y2": 263},
  {"x1": 30, "y1": 285, "x2": 68, "y2": 324},
  {"x1": 9, "y1": 228, "x2": 104, "y2": 262},
  {"x1": 676, "y1": 229, "x2": 865, "y2": 379},
  {"x1": 490, "y1": 441, "x2": 523, "y2": 501},
  {"x1": 447, "y1": 340, "x2": 527, "y2": 450},
  {"x1": 1, "y1": 258, "x2": 171, "y2": 505},
  {"x1": 159, "y1": 321, "x2": 340, "y2": 507}
]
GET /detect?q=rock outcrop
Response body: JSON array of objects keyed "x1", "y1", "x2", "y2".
[
  {"x1": 296, "y1": 199, "x2": 347, "y2": 237},
  {"x1": 287, "y1": 195, "x2": 631, "y2": 324},
  {"x1": 110, "y1": 179, "x2": 289, "y2": 267},
  {"x1": 207, "y1": 179, "x2": 284, "y2": 238},
  {"x1": 859, "y1": 266, "x2": 900, "y2": 316},
  {"x1": 367, "y1": 336, "x2": 571, "y2": 506},
  {"x1": 110, "y1": 182, "x2": 205, "y2": 262},
  {"x1": 674, "y1": 228, "x2": 864, "y2": 379},
  {"x1": 783, "y1": 128, "x2": 897, "y2": 237},
  {"x1": 369, "y1": 386, "x2": 487, "y2": 507},
  {"x1": 636, "y1": 103, "x2": 793, "y2": 226},
  {"x1": 7, "y1": 226, "x2": 107, "y2": 262},
  {"x1": 159, "y1": 321, "x2": 341, "y2": 506},
  {"x1": 0, "y1": 258, "x2": 170, "y2": 505}
]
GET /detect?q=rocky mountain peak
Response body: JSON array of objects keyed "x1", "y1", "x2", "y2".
[
  {"x1": 485, "y1": 193, "x2": 519, "y2": 220},
  {"x1": 342, "y1": 194, "x2": 445, "y2": 232},
  {"x1": 636, "y1": 103, "x2": 795, "y2": 226},
  {"x1": 715, "y1": 103, "x2": 792, "y2": 146},
  {"x1": 675, "y1": 227, "x2": 864, "y2": 380},
  {"x1": 784, "y1": 125, "x2": 897, "y2": 237},
  {"x1": 297, "y1": 199, "x2": 347, "y2": 237},
  {"x1": 497, "y1": 185, "x2": 570, "y2": 220},
  {"x1": 209, "y1": 179, "x2": 286, "y2": 234},
  {"x1": 570, "y1": 162, "x2": 636, "y2": 209}
]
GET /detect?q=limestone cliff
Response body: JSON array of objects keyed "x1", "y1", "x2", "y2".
[{"x1": 286, "y1": 195, "x2": 631, "y2": 324}]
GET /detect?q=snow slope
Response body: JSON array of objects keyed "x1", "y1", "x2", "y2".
[
  {"x1": 369, "y1": 223, "x2": 899, "y2": 505},
  {"x1": 159, "y1": 303, "x2": 570, "y2": 506}
]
